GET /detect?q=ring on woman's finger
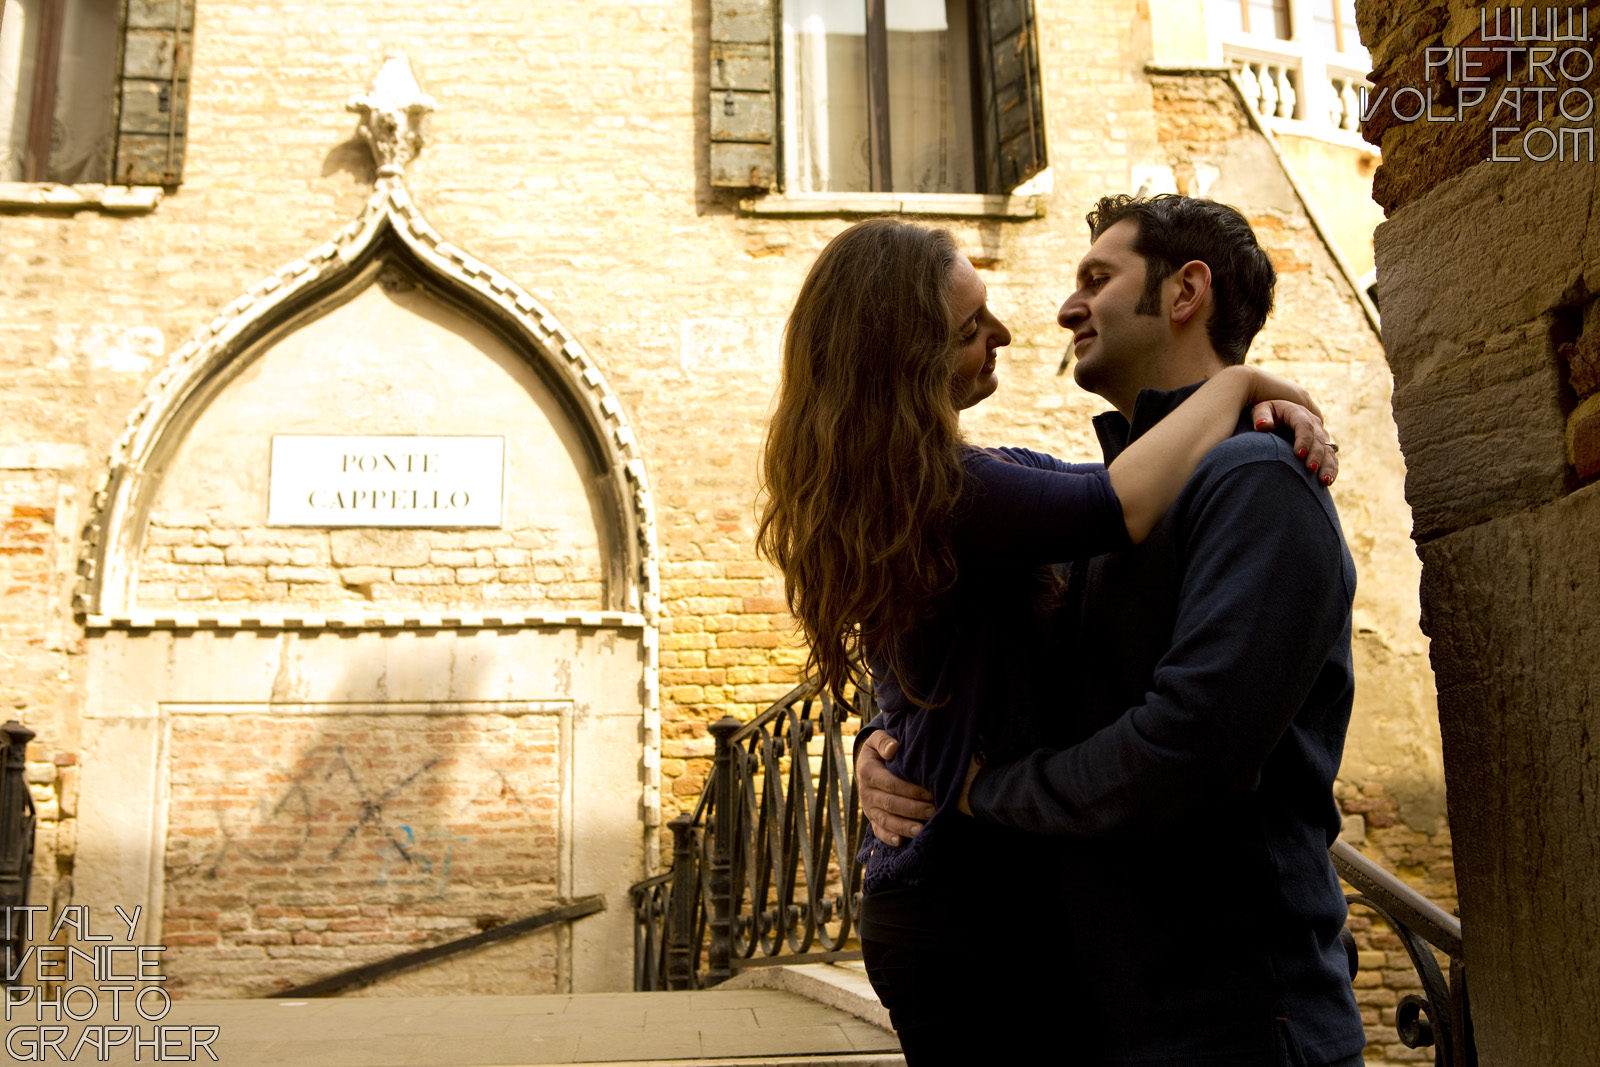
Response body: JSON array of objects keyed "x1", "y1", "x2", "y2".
[{"x1": 1328, "y1": 442, "x2": 1340, "y2": 453}]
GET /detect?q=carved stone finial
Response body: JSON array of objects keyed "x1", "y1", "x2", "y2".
[{"x1": 347, "y1": 55, "x2": 436, "y2": 179}]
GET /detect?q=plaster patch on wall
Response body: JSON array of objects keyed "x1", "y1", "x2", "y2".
[
  {"x1": 678, "y1": 317, "x2": 782, "y2": 376},
  {"x1": 49, "y1": 325, "x2": 165, "y2": 374}
]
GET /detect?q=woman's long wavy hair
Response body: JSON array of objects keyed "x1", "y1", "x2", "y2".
[{"x1": 757, "y1": 218, "x2": 968, "y2": 710}]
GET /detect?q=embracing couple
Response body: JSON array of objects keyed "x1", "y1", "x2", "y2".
[{"x1": 758, "y1": 194, "x2": 1366, "y2": 1066}]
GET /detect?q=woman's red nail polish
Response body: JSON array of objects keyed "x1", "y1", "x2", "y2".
[
  {"x1": 1308, "y1": 461, "x2": 1319, "y2": 473},
  {"x1": 1322, "y1": 474, "x2": 1333, "y2": 485},
  {"x1": 1255, "y1": 419, "x2": 1270, "y2": 430},
  {"x1": 1296, "y1": 448, "x2": 1308, "y2": 459}
]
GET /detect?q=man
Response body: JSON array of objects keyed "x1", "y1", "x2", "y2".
[{"x1": 857, "y1": 194, "x2": 1366, "y2": 1065}]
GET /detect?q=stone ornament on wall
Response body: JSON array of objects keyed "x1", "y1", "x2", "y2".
[{"x1": 347, "y1": 54, "x2": 436, "y2": 179}]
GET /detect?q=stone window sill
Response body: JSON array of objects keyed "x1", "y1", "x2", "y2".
[
  {"x1": 739, "y1": 191, "x2": 1045, "y2": 220},
  {"x1": 0, "y1": 182, "x2": 163, "y2": 212}
]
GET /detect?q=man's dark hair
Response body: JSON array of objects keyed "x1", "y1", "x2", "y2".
[{"x1": 1085, "y1": 194, "x2": 1276, "y2": 365}]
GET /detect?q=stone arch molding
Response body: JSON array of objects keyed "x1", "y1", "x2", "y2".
[{"x1": 76, "y1": 161, "x2": 659, "y2": 639}]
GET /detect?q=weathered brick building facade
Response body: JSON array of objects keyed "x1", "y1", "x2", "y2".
[{"x1": 2, "y1": 0, "x2": 1454, "y2": 1058}]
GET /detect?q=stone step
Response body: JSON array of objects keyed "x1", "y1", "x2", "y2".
[{"x1": 17, "y1": 975, "x2": 904, "y2": 1066}]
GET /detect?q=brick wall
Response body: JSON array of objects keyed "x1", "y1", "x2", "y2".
[
  {"x1": 163, "y1": 712, "x2": 563, "y2": 997},
  {"x1": 137, "y1": 524, "x2": 602, "y2": 611},
  {"x1": 3, "y1": 470, "x2": 80, "y2": 916},
  {"x1": 2, "y1": 481, "x2": 56, "y2": 655},
  {"x1": 1337, "y1": 783, "x2": 1459, "y2": 1063}
]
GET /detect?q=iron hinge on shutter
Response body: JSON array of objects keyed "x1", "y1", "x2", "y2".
[
  {"x1": 709, "y1": 0, "x2": 776, "y2": 189},
  {"x1": 115, "y1": 0, "x2": 195, "y2": 187}
]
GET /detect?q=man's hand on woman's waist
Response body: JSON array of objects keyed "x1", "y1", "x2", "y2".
[{"x1": 855, "y1": 731, "x2": 936, "y2": 846}]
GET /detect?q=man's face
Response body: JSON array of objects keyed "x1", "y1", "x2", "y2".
[{"x1": 1057, "y1": 218, "x2": 1172, "y2": 412}]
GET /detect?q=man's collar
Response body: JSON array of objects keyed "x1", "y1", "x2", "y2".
[{"x1": 1091, "y1": 381, "x2": 1208, "y2": 463}]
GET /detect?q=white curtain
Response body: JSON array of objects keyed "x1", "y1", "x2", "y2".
[
  {"x1": 783, "y1": 0, "x2": 975, "y2": 194},
  {"x1": 784, "y1": 0, "x2": 868, "y2": 193},
  {"x1": 886, "y1": 0, "x2": 972, "y2": 194},
  {"x1": 50, "y1": 0, "x2": 119, "y2": 183},
  {"x1": 0, "y1": 0, "x2": 39, "y2": 181},
  {"x1": 0, "y1": 0, "x2": 118, "y2": 183}
]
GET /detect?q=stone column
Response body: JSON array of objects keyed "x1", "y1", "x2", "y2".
[{"x1": 1360, "y1": 2, "x2": 1600, "y2": 1061}]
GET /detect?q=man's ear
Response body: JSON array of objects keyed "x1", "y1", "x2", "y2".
[{"x1": 1170, "y1": 260, "x2": 1212, "y2": 327}]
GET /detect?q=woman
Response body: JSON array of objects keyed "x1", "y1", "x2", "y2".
[{"x1": 755, "y1": 218, "x2": 1333, "y2": 1061}]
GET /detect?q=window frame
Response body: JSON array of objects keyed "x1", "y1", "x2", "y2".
[
  {"x1": 1310, "y1": 0, "x2": 1357, "y2": 55},
  {"x1": 0, "y1": 0, "x2": 192, "y2": 208},
  {"x1": 1236, "y1": 0, "x2": 1292, "y2": 40},
  {"x1": 709, "y1": 0, "x2": 1049, "y2": 217}
]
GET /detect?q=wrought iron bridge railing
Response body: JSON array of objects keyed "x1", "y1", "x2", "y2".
[
  {"x1": 632, "y1": 676, "x2": 871, "y2": 992},
  {"x1": 1, "y1": 721, "x2": 37, "y2": 992},
  {"x1": 632, "y1": 678, "x2": 1475, "y2": 1066},
  {"x1": 1331, "y1": 838, "x2": 1475, "y2": 1067}
]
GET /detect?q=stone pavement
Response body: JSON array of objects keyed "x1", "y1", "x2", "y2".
[{"x1": 6, "y1": 967, "x2": 904, "y2": 1066}]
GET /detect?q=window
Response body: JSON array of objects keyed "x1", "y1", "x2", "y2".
[
  {"x1": 782, "y1": 0, "x2": 978, "y2": 194},
  {"x1": 1209, "y1": 0, "x2": 1361, "y2": 57},
  {"x1": 0, "y1": 0, "x2": 194, "y2": 186},
  {"x1": 1235, "y1": 0, "x2": 1292, "y2": 40},
  {"x1": 709, "y1": 0, "x2": 1047, "y2": 199},
  {"x1": 1310, "y1": 0, "x2": 1357, "y2": 55}
]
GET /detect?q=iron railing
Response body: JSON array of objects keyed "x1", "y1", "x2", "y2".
[
  {"x1": 271, "y1": 895, "x2": 605, "y2": 997},
  {"x1": 0, "y1": 721, "x2": 37, "y2": 991},
  {"x1": 632, "y1": 682, "x2": 1475, "y2": 1065},
  {"x1": 632, "y1": 676, "x2": 871, "y2": 990},
  {"x1": 1332, "y1": 839, "x2": 1476, "y2": 1066}
]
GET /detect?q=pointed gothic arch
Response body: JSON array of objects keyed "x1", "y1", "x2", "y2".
[{"x1": 75, "y1": 177, "x2": 658, "y2": 632}]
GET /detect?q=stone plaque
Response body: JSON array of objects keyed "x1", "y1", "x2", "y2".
[{"x1": 268, "y1": 435, "x2": 504, "y2": 527}]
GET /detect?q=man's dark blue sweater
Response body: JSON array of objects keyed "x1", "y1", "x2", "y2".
[{"x1": 966, "y1": 384, "x2": 1367, "y2": 1065}]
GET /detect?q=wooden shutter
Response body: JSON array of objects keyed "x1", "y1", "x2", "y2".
[
  {"x1": 115, "y1": 0, "x2": 195, "y2": 186},
  {"x1": 973, "y1": 0, "x2": 1046, "y2": 194},
  {"x1": 709, "y1": 0, "x2": 776, "y2": 189}
]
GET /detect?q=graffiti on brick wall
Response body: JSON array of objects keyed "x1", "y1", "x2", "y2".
[
  {"x1": 165, "y1": 716, "x2": 559, "y2": 904},
  {"x1": 159, "y1": 713, "x2": 564, "y2": 997},
  {"x1": 378, "y1": 825, "x2": 469, "y2": 897},
  {"x1": 169, "y1": 744, "x2": 458, "y2": 891}
]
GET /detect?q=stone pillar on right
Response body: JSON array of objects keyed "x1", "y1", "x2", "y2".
[{"x1": 1359, "y1": 1, "x2": 1600, "y2": 1063}]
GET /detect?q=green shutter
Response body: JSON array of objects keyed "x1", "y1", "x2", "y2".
[
  {"x1": 709, "y1": 0, "x2": 776, "y2": 189},
  {"x1": 115, "y1": 0, "x2": 195, "y2": 186},
  {"x1": 974, "y1": 0, "x2": 1046, "y2": 194}
]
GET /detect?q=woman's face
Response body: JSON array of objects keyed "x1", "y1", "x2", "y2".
[{"x1": 947, "y1": 254, "x2": 1010, "y2": 410}]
